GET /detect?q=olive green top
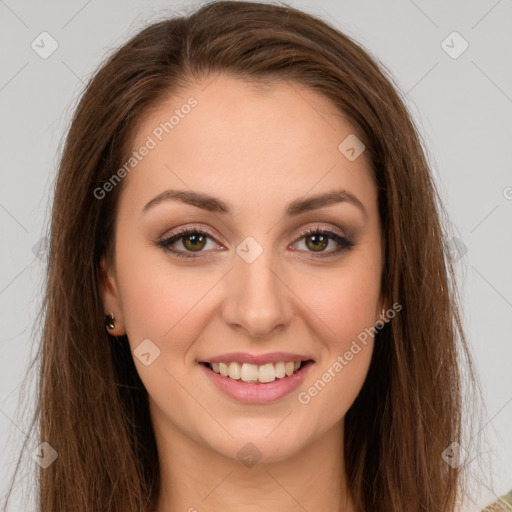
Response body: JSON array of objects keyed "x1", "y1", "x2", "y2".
[{"x1": 481, "y1": 489, "x2": 512, "y2": 511}]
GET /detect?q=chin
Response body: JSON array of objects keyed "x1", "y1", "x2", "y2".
[{"x1": 208, "y1": 425, "x2": 310, "y2": 465}]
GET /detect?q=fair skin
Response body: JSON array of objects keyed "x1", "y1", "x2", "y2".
[{"x1": 100, "y1": 74, "x2": 389, "y2": 512}]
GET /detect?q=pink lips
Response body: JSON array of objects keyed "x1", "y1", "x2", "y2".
[{"x1": 199, "y1": 359, "x2": 315, "y2": 404}]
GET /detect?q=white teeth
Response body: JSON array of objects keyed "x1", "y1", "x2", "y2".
[
  {"x1": 240, "y1": 363, "x2": 259, "y2": 382},
  {"x1": 274, "y1": 361, "x2": 286, "y2": 378},
  {"x1": 228, "y1": 362, "x2": 241, "y2": 380},
  {"x1": 219, "y1": 362, "x2": 229, "y2": 377},
  {"x1": 258, "y1": 363, "x2": 276, "y2": 383},
  {"x1": 208, "y1": 360, "x2": 305, "y2": 383}
]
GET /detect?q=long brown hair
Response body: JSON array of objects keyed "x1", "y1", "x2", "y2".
[{"x1": 3, "y1": 1, "x2": 480, "y2": 510}]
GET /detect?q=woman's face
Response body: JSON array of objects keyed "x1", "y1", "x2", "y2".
[{"x1": 100, "y1": 74, "x2": 387, "y2": 463}]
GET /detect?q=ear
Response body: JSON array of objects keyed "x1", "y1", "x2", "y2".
[{"x1": 99, "y1": 256, "x2": 126, "y2": 335}]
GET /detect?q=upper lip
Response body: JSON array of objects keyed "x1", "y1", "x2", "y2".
[{"x1": 198, "y1": 352, "x2": 314, "y2": 365}]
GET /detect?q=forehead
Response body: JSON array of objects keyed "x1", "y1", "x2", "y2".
[{"x1": 120, "y1": 74, "x2": 376, "y2": 220}]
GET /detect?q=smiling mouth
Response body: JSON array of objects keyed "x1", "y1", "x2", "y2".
[{"x1": 200, "y1": 360, "x2": 314, "y2": 384}]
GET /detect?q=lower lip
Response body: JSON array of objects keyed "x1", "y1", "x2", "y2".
[{"x1": 199, "y1": 361, "x2": 314, "y2": 404}]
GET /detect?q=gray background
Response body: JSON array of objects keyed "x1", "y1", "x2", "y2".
[{"x1": 1, "y1": 0, "x2": 511, "y2": 510}]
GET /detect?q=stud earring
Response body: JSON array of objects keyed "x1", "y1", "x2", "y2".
[
  {"x1": 374, "y1": 309, "x2": 388, "y2": 329},
  {"x1": 104, "y1": 313, "x2": 116, "y2": 332}
]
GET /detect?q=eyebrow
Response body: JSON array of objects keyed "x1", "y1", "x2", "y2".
[{"x1": 142, "y1": 188, "x2": 367, "y2": 220}]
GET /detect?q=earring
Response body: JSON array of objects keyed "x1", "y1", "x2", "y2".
[
  {"x1": 105, "y1": 313, "x2": 116, "y2": 332},
  {"x1": 374, "y1": 309, "x2": 387, "y2": 329}
]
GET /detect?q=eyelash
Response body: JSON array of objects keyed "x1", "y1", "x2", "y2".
[{"x1": 156, "y1": 225, "x2": 355, "y2": 260}]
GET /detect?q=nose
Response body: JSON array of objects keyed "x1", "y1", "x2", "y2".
[{"x1": 220, "y1": 247, "x2": 293, "y2": 340}]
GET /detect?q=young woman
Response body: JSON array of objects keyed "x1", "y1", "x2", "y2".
[{"x1": 3, "y1": 1, "x2": 488, "y2": 511}]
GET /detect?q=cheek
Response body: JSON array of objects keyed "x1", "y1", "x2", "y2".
[
  {"x1": 115, "y1": 244, "x2": 220, "y2": 360},
  {"x1": 293, "y1": 266, "x2": 378, "y2": 415},
  {"x1": 290, "y1": 259, "x2": 380, "y2": 416},
  {"x1": 292, "y1": 257, "x2": 382, "y2": 344},
  {"x1": 298, "y1": 340, "x2": 374, "y2": 432}
]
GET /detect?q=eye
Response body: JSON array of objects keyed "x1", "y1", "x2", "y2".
[
  {"x1": 157, "y1": 227, "x2": 220, "y2": 259},
  {"x1": 291, "y1": 226, "x2": 355, "y2": 258}
]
